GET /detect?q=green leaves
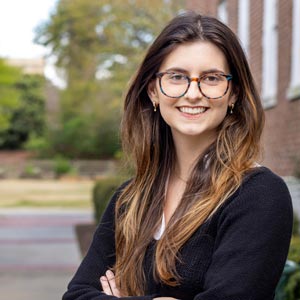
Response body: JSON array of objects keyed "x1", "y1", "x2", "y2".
[
  {"x1": 33, "y1": 0, "x2": 184, "y2": 158},
  {"x1": 0, "y1": 59, "x2": 22, "y2": 130},
  {"x1": 0, "y1": 73, "x2": 46, "y2": 149}
]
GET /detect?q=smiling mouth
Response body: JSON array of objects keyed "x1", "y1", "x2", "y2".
[{"x1": 178, "y1": 106, "x2": 209, "y2": 115}]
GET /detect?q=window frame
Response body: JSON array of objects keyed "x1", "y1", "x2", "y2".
[
  {"x1": 261, "y1": 0, "x2": 279, "y2": 109},
  {"x1": 287, "y1": 0, "x2": 300, "y2": 101}
]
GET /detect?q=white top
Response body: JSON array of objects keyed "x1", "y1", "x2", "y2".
[{"x1": 153, "y1": 213, "x2": 166, "y2": 240}]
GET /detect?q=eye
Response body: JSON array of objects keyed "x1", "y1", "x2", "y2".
[
  {"x1": 202, "y1": 73, "x2": 224, "y2": 85},
  {"x1": 167, "y1": 73, "x2": 187, "y2": 82}
]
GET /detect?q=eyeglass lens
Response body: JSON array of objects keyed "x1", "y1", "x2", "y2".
[{"x1": 159, "y1": 73, "x2": 230, "y2": 99}]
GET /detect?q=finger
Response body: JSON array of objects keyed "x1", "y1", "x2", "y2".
[
  {"x1": 106, "y1": 270, "x2": 121, "y2": 297},
  {"x1": 100, "y1": 276, "x2": 113, "y2": 295}
]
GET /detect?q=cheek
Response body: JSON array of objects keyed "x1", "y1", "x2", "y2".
[
  {"x1": 158, "y1": 100, "x2": 178, "y2": 127},
  {"x1": 210, "y1": 102, "x2": 229, "y2": 123},
  {"x1": 159, "y1": 101, "x2": 173, "y2": 117}
]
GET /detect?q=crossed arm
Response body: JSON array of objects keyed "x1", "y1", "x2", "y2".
[
  {"x1": 100, "y1": 270, "x2": 177, "y2": 300},
  {"x1": 64, "y1": 172, "x2": 293, "y2": 300}
]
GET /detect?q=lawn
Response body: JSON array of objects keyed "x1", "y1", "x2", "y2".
[{"x1": 0, "y1": 179, "x2": 94, "y2": 208}]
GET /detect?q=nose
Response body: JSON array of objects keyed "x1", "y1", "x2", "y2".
[{"x1": 184, "y1": 78, "x2": 203, "y2": 101}]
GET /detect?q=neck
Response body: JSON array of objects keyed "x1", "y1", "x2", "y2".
[{"x1": 172, "y1": 131, "x2": 216, "y2": 181}]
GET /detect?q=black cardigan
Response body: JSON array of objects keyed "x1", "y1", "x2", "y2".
[{"x1": 63, "y1": 167, "x2": 293, "y2": 300}]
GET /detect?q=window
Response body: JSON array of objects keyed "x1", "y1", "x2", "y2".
[
  {"x1": 262, "y1": 0, "x2": 278, "y2": 108},
  {"x1": 218, "y1": 0, "x2": 228, "y2": 24},
  {"x1": 287, "y1": 0, "x2": 300, "y2": 100},
  {"x1": 238, "y1": 0, "x2": 250, "y2": 56}
]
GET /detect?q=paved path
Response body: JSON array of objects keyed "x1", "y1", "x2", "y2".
[{"x1": 0, "y1": 208, "x2": 93, "y2": 300}]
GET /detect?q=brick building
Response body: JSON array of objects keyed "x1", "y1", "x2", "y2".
[{"x1": 186, "y1": 0, "x2": 300, "y2": 179}]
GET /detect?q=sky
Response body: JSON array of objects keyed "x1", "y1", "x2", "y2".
[{"x1": 0, "y1": 0, "x2": 63, "y2": 86}]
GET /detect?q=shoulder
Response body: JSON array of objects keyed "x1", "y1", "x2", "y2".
[
  {"x1": 219, "y1": 166, "x2": 293, "y2": 225},
  {"x1": 232, "y1": 166, "x2": 291, "y2": 207},
  {"x1": 245, "y1": 166, "x2": 292, "y2": 206},
  {"x1": 242, "y1": 166, "x2": 289, "y2": 192}
]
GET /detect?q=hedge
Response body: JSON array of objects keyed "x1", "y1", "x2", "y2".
[{"x1": 92, "y1": 176, "x2": 124, "y2": 223}]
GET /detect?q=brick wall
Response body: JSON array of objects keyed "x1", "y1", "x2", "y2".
[
  {"x1": 186, "y1": 0, "x2": 218, "y2": 15},
  {"x1": 227, "y1": 0, "x2": 239, "y2": 33},
  {"x1": 262, "y1": 0, "x2": 300, "y2": 177},
  {"x1": 186, "y1": 0, "x2": 300, "y2": 177}
]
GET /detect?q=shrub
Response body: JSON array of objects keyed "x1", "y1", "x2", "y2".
[
  {"x1": 92, "y1": 176, "x2": 124, "y2": 223},
  {"x1": 288, "y1": 236, "x2": 300, "y2": 264},
  {"x1": 46, "y1": 114, "x2": 121, "y2": 159},
  {"x1": 284, "y1": 268, "x2": 300, "y2": 300},
  {"x1": 22, "y1": 163, "x2": 42, "y2": 178},
  {"x1": 282, "y1": 212, "x2": 300, "y2": 300},
  {"x1": 292, "y1": 212, "x2": 299, "y2": 236},
  {"x1": 293, "y1": 157, "x2": 300, "y2": 178},
  {"x1": 53, "y1": 155, "x2": 74, "y2": 177},
  {"x1": 24, "y1": 135, "x2": 52, "y2": 157}
]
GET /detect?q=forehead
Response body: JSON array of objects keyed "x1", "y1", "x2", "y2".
[{"x1": 159, "y1": 41, "x2": 229, "y2": 73}]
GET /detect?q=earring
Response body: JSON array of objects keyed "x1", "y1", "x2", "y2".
[
  {"x1": 153, "y1": 102, "x2": 157, "y2": 112},
  {"x1": 230, "y1": 103, "x2": 234, "y2": 114}
]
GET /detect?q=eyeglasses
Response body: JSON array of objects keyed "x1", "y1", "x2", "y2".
[{"x1": 156, "y1": 71, "x2": 233, "y2": 99}]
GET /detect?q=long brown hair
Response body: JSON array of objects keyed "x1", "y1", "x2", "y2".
[{"x1": 114, "y1": 11, "x2": 264, "y2": 296}]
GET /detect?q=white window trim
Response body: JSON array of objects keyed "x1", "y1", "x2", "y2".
[
  {"x1": 218, "y1": 0, "x2": 228, "y2": 24},
  {"x1": 287, "y1": 0, "x2": 300, "y2": 101},
  {"x1": 262, "y1": 0, "x2": 278, "y2": 109},
  {"x1": 238, "y1": 0, "x2": 250, "y2": 56}
]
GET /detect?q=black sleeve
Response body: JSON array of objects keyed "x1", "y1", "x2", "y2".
[
  {"x1": 194, "y1": 171, "x2": 293, "y2": 300},
  {"x1": 62, "y1": 182, "x2": 155, "y2": 300}
]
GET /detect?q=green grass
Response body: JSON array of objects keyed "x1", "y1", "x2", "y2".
[
  {"x1": 2, "y1": 199, "x2": 92, "y2": 208},
  {"x1": 0, "y1": 179, "x2": 94, "y2": 209}
]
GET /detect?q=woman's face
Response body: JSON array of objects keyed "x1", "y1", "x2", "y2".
[{"x1": 148, "y1": 41, "x2": 235, "y2": 142}]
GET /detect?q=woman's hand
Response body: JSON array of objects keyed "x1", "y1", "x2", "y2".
[
  {"x1": 100, "y1": 270, "x2": 122, "y2": 297},
  {"x1": 100, "y1": 270, "x2": 178, "y2": 300},
  {"x1": 153, "y1": 297, "x2": 178, "y2": 300}
]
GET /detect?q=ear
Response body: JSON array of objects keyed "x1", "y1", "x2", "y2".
[
  {"x1": 228, "y1": 89, "x2": 237, "y2": 105},
  {"x1": 230, "y1": 85, "x2": 239, "y2": 104},
  {"x1": 147, "y1": 80, "x2": 159, "y2": 103}
]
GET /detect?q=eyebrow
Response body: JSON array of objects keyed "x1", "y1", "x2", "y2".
[{"x1": 164, "y1": 67, "x2": 226, "y2": 75}]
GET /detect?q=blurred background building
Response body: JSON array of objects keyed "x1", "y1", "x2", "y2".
[
  {"x1": 187, "y1": 0, "x2": 300, "y2": 179},
  {"x1": 7, "y1": 58, "x2": 45, "y2": 75}
]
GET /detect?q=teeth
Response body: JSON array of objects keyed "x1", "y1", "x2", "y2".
[{"x1": 179, "y1": 107, "x2": 207, "y2": 115}]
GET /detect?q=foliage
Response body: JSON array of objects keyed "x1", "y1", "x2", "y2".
[
  {"x1": 22, "y1": 164, "x2": 42, "y2": 178},
  {"x1": 0, "y1": 59, "x2": 22, "y2": 131},
  {"x1": 284, "y1": 269, "x2": 300, "y2": 300},
  {"x1": 92, "y1": 176, "x2": 125, "y2": 222},
  {"x1": 281, "y1": 211, "x2": 300, "y2": 300},
  {"x1": 288, "y1": 236, "x2": 300, "y2": 264},
  {"x1": 24, "y1": 135, "x2": 51, "y2": 156},
  {"x1": 293, "y1": 156, "x2": 300, "y2": 179},
  {"x1": 34, "y1": 0, "x2": 184, "y2": 158},
  {"x1": 293, "y1": 212, "x2": 300, "y2": 236},
  {"x1": 51, "y1": 112, "x2": 120, "y2": 158},
  {"x1": 0, "y1": 74, "x2": 46, "y2": 149},
  {"x1": 53, "y1": 155, "x2": 75, "y2": 177}
]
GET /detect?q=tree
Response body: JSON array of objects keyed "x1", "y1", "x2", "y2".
[
  {"x1": 34, "y1": 0, "x2": 184, "y2": 158},
  {"x1": 0, "y1": 59, "x2": 22, "y2": 131},
  {"x1": 0, "y1": 74, "x2": 46, "y2": 149}
]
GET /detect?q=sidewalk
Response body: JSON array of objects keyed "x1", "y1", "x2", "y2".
[{"x1": 0, "y1": 208, "x2": 93, "y2": 300}]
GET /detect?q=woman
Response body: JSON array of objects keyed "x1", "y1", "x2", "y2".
[{"x1": 63, "y1": 12, "x2": 293, "y2": 300}]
